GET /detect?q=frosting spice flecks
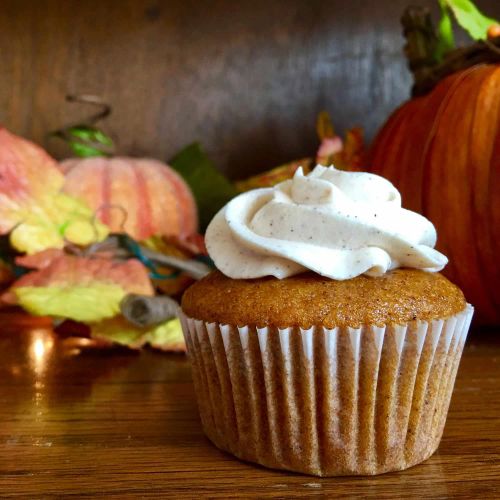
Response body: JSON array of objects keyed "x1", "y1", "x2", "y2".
[{"x1": 205, "y1": 165, "x2": 448, "y2": 280}]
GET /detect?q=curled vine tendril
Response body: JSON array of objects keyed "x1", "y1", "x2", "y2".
[{"x1": 49, "y1": 94, "x2": 115, "y2": 157}]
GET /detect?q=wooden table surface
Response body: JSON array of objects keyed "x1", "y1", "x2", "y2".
[{"x1": 0, "y1": 316, "x2": 498, "y2": 498}]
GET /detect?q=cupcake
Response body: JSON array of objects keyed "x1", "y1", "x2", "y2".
[{"x1": 180, "y1": 165, "x2": 473, "y2": 476}]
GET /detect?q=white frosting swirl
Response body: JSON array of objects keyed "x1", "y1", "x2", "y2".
[{"x1": 206, "y1": 165, "x2": 447, "y2": 280}]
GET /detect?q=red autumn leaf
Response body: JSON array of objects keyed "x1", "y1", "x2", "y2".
[
  {"x1": 8, "y1": 254, "x2": 153, "y2": 296},
  {"x1": 15, "y1": 247, "x2": 117, "y2": 271},
  {"x1": 15, "y1": 249, "x2": 65, "y2": 270}
]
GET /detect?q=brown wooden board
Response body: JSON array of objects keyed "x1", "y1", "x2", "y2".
[
  {"x1": 2, "y1": 0, "x2": 497, "y2": 179},
  {"x1": 0, "y1": 316, "x2": 498, "y2": 497}
]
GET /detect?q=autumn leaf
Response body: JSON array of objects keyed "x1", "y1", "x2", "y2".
[
  {"x1": 0, "y1": 128, "x2": 64, "y2": 233},
  {"x1": 315, "y1": 113, "x2": 365, "y2": 171},
  {"x1": 4, "y1": 254, "x2": 153, "y2": 322},
  {"x1": 316, "y1": 111, "x2": 336, "y2": 140},
  {"x1": 14, "y1": 285, "x2": 126, "y2": 322},
  {"x1": 0, "y1": 128, "x2": 108, "y2": 254},
  {"x1": 141, "y1": 234, "x2": 209, "y2": 296},
  {"x1": 143, "y1": 235, "x2": 198, "y2": 258},
  {"x1": 16, "y1": 248, "x2": 65, "y2": 270},
  {"x1": 149, "y1": 233, "x2": 208, "y2": 257},
  {"x1": 339, "y1": 127, "x2": 365, "y2": 169},
  {"x1": 316, "y1": 137, "x2": 344, "y2": 167},
  {"x1": 91, "y1": 316, "x2": 186, "y2": 352},
  {"x1": 0, "y1": 259, "x2": 14, "y2": 289},
  {"x1": 234, "y1": 159, "x2": 313, "y2": 192}
]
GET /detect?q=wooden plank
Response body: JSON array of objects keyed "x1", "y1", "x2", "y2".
[
  {"x1": 0, "y1": 321, "x2": 498, "y2": 497},
  {"x1": 3, "y1": 0, "x2": 497, "y2": 178}
]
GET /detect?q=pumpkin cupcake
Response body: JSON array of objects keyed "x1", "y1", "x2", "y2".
[{"x1": 180, "y1": 165, "x2": 473, "y2": 476}]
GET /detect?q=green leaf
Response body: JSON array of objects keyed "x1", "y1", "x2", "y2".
[
  {"x1": 68, "y1": 126, "x2": 114, "y2": 146},
  {"x1": 170, "y1": 143, "x2": 238, "y2": 231},
  {"x1": 91, "y1": 129, "x2": 114, "y2": 147},
  {"x1": 68, "y1": 142, "x2": 106, "y2": 158},
  {"x1": 436, "y1": 1, "x2": 456, "y2": 60},
  {"x1": 442, "y1": 0, "x2": 498, "y2": 40},
  {"x1": 62, "y1": 126, "x2": 115, "y2": 158}
]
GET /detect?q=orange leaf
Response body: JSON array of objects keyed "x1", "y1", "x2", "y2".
[{"x1": 336, "y1": 126, "x2": 366, "y2": 169}]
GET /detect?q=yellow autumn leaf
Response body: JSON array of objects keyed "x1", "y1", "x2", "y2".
[
  {"x1": 91, "y1": 316, "x2": 186, "y2": 352},
  {"x1": 5, "y1": 254, "x2": 154, "y2": 323},
  {"x1": 15, "y1": 284, "x2": 125, "y2": 322}
]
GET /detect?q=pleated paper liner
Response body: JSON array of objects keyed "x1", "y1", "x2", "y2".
[{"x1": 180, "y1": 304, "x2": 473, "y2": 476}]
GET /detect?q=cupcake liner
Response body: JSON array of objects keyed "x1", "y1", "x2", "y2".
[{"x1": 180, "y1": 304, "x2": 473, "y2": 476}]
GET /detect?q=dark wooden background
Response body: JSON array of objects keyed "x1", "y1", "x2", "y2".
[{"x1": 1, "y1": 0, "x2": 498, "y2": 178}]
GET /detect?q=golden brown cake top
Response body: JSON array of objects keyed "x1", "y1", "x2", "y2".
[{"x1": 182, "y1": 269, "x2": 466, "y2": 328}]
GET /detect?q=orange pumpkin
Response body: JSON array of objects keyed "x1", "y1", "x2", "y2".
[
  {"x1": 369, "y1": 64, "x2": 500, "y2": 324},
  {"x1": 60, "y1": 157, "x2": 198, "y2": 241}
]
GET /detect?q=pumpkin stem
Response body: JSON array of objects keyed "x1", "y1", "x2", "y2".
[
  {"x1": 402, "y1": 7, "x2": 440, "y2": 94},
  {"x1": 50, "y1": 95, "x2": 115, "y2": 158},
  {"x1": 402, "y1": 6, "x2": 500, "y2": 96}
]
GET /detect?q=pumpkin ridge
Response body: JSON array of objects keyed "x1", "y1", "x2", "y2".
[
  {"x1": 369, "y1": 62, "x2": 500, "y2": 323},
  {"x1": 420, "y1": 67, "x2": 477, "y2": 219},
  {"x1": 433, "y1": 67, "x2": 496, "y2": 318},
  {"x1": 491, "y1": 85, "x2": 500, "y2": 245},
  {"x1": 174, "y1": 165, "x2": 198, "y2": 235},
  {"x1": 373, "y1": 100, "x2": 422, "y2": 199},
  {"x1": 115, "y1": 158, "x2": 137, "y2": 235},
  {"x1": 100, "y1": 157, "x2": 112, "y2": 227},
  {"x1": 369, "y1": 102, "x2": 408, "y2": 172},
  {"x1": 157, "y1": 161, "x2": 181, "y2": 237},
  {"x1": 141, "y1": 159, "x2": 181, "y2": 238},
  {"x1": 399, "y1": 92, "x2": 442, "y2": 213},
  {"x1": 132, "y1": 161, "x2": 153, "y2": 240},
  {"x1": 390, "y1": 102, "x2": 421, "y2": 194},
  {"x1": 468, "y1": 66, "x2": 500, "y2": 315},
  {"x1": 484, "y1": 69, "x2": 500, "y2": 309},
  {"x1": 159, "y1": 164, "x2": 197, "y2": 237},
  {"x1": 61, "y1": 156, "x2": 197, "y2": 242},
  {"x1": 435, "y1": 68, "x2": 498, "y2": 321},
  {"x1": 491, "y1": 114, "x2": 500, "y2": 309}
]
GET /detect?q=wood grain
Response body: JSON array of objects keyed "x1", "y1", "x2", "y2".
[
  {"x1": 0, "y1": 316, "x2": 498, "y2": 498},
  {"x1": 1, "y1": 0, "x2": 497, "y2": 179}
]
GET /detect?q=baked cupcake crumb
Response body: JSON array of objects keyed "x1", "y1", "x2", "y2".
[{"x1": 182, "y1": 269, "x2": 466, "y2": 328}]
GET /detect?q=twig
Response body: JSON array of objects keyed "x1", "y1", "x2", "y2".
[{"x1": 120, "y1": 294, "x2": 180, "y2": 327}]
